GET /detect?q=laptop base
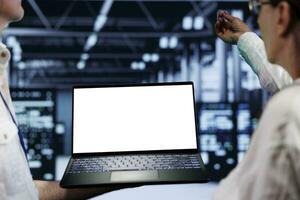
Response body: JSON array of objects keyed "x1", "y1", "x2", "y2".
[{"x1": 61, "y1": 169, "x2": 208, "y2": 188}]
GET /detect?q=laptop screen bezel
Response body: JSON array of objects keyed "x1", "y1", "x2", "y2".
[{"x1": 71, "y1": 82, "x2": 200, "y2": 156}]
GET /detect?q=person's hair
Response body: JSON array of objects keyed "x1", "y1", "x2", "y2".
[{"x1": 269, "y1": 0, "x2": 300, "y2": 19}]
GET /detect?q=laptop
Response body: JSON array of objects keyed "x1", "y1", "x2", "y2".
[{"x1": 60, "y1": 82, "x2": 208, "y2": 187}]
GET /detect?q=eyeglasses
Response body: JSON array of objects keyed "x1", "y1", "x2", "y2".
[
  {"x1": 249, "y1": 0, "x2": 271, "y2": 15},
  {"x1": 249, "y1": 0, "x2": 300, "y2": 18}
]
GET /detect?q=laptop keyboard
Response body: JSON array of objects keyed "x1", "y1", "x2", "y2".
[{"x1": 68, "y1": 154, "x2": 202, "y2": 174}]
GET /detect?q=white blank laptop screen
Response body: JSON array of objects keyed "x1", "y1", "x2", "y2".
[{"x1": 73, "y1": 84, "x2": 197, "y2": 153}]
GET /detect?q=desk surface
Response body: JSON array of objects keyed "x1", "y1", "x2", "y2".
[{"x1": 90, "y1": 183, "x2": 218, "y2": 200}]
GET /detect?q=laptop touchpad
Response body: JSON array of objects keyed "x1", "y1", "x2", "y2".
[{"x1": 110, "y1": 170, "x2": 159, "y2": 182}]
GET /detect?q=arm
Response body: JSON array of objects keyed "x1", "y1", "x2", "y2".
[
  {"x1": 215, "y1": 11, "x2": 293, "y2": 94},
  {"x1": 237, "y1": 32, "x2": 293, "y2": 94},
  {"x1": 34, "y1": 180, "x2": 129, "y2": 200}
]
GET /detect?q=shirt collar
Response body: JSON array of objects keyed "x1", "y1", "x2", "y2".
[
  {"x1": 0, "y1": 42, "x2": 10, "y2": 65},
  {"x1": 0, "y1": 42, "x2": 10, "y2": 76}
]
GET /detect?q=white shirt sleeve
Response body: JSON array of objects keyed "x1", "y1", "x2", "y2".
[{"x1": 237, "y1": 32, "x2": 293, "y2": 94}]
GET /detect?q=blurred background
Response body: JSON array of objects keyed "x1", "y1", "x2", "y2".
[{"x1": 3, "y1": 0, "x2": 269, "y2": 187}]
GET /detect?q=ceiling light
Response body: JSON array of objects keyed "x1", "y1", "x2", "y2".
[
  {"x1": 151, "y1": 54, "x2": 159, "y2": 62},
  {"x1": 18, "y1": 62, "x2": 26, "y2": 70},
  {"x1": 77, "y1": 61, "x2": 86, "y2": 70},
  {"x1": 94, "y1": 15, "x2": 107, "y2": 32},
  {"x1": 194, "y1": 16, "x2": 204, "y2": 30},
  {"x1": 84, "y1": 33, "x2": 98, "y2": 51},
  {"x1": 159, "y1": 36, "x2": 168, "y2": 49},
  {"x1": 81, "y1": 53, "x2": 89, "y2": 61},
  {"x1": 131, "y1": 62, "x2": 138, "y2": 70},
  {"x1": 142, "y1": 53, "x2": 151, "y2": 62},
  {"x1": 169, "y1": 36, "x2": 178, "y2": 49},
  {"x1": 182, "y1": 16, "x2": 193, "y2": 30},
  {"x1": 138, "y1": 62, "x2": 146, "y2": 70}
]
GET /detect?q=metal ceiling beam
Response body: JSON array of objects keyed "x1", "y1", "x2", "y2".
[
  {"x1": 20, "y1": 17, "x2": 162, "y2": 27},
  {"x1": 54, "y1": 1, "x2": 77, "y2": 30},
  {"x1": 4, "y1": 28, "x2": 213, "y2": 38},
  {"x1": 27, "y1": 0, "x2": 52, "y2": 30},
  {"x1": 25, "y1": 80, "x2": 146, "y2": 89},
  {"x1": 21, "y1": 52, "x2": 174, "y2": 59},
  {"x1": 189, "y1": 1, "x2": 201, "y2": 13},
  {"x1": 20, "y1": 67, "x2": 151, "y2": 73},
  {"x1": 18, "y1": 37, "x2": 146, "y2": 48},
  {"x1": 137, "y1": 1, "x2": 159, "y2": 31},
  {"x1": 84, "y1": 1, "x2": 98, "y2": 17},
  {"x1": 202, "y1": 2, "x2": 218, "y2": 16},
  {"x1": 30, "y1": 77, "x2": 149, "y2": 84},
  {"x1": 117, "y1": 27, "x2": 138, "y2": 53}
]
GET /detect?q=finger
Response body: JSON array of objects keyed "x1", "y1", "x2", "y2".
[
  {"x1": 221, "y1": 18, "x2": 232, "y2": 29},
  {"x1": 218, "y1": 20, "x2": 226, "y2": 34},
  {"x1": 216, "y1": 20, "x2": 226, "y2": 35},
  {"x1": 217, "y1": 10, "x2": 223, "y2": 19},
  {"x1": 222, "y1": 12, "x2": 236, "y2": 22},
  {"x1": 217, "y1": 10, "x2": 227, "y2": 20},
  {"x1": 215, "y1": 21, "x2": 222, "y2": 34},
  {"x1": 223, "y1": 10, "x2": 230, "y2": 16}
]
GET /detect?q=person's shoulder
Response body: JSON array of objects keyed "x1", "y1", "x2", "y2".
[
  {"x1": 267, "y1": 84, "x2": 300, "y2": 118},
  {"x1": 262, "y1": 84, "x2": 300, "y2": 150}
]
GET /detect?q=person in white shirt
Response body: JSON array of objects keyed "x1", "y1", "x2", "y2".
[
  {"x1": 213, "y1": 1, "x2": 300, "y2": 199},
  {"x1": 0, "y1": 0, "x2": 133, "y2": 199}
]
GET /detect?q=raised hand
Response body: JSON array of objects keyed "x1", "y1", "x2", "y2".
[{"x1": 215, "y1": 10, "x2": 252, "y2": 45}]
